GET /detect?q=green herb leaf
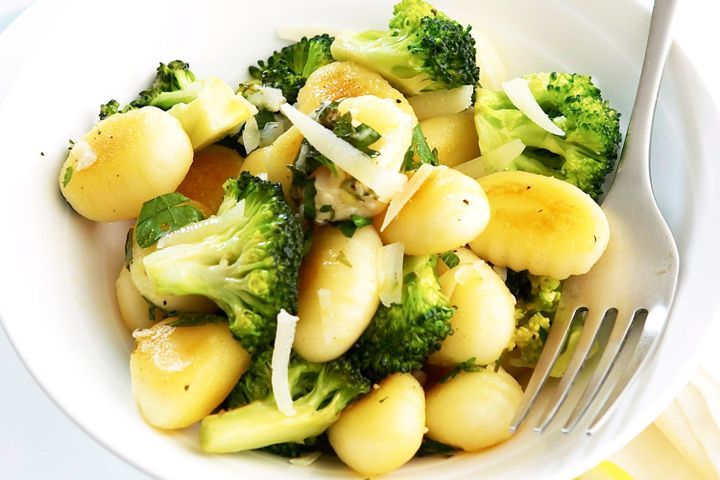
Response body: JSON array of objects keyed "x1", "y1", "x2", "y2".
[
  {"x1": 403, "y1": 124, "x2": 439, "y2": 171},
  {"x1": 439, "y1": 251, "x2": 460, "y2": 269},
  {"x1": 135, "y1": 193, "x2": 205, "y2": 248},
  {"x1": 62, "y1": 166, "x2": 74, "y2": 187},
  {"x1": 332, "y1": 112, "x2": 382, "y2": 156},
  {"x1": 255, "y1": 109, "x2": 277, "y2": 130},
  {"x1": 336, "y1": 214, "x2": 373, "y2": 238},
  {"x1": 439, "y1": 357, "x2": 483, "y2": 383},
  {"x1": 416, "y1": 438, "x2": 457, "y2": 457},
  {"x1": 124, "y1": 228, "x2": 134, "y2": 269}
]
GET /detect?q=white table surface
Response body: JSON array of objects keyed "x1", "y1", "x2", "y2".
[{"x1": 1, "y1": 1, "x2": 718, "y2": 479}]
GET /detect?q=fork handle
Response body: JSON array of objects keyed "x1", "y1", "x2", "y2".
[{"x1": 616, "y1": 0, "x2": 679, "y2": 187}]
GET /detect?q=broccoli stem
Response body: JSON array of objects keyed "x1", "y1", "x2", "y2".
[{"x1": 200, "y1": 398, "x2": 341, "y2": 453}]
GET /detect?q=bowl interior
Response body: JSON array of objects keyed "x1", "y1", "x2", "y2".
[{"x1": 1, "y1": 0, "x2": 719, "y2": 478}]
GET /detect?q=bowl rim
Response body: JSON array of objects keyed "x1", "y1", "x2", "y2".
[{"x1": 1, "y1": 0, "x2": 719, "y2": 478}]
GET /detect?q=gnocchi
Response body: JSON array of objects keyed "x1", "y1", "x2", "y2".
[
  {"x1": 293, "y1": 225, "x2": 382, "y2": 362},
  {"x1": 130, "y1": 319, "x2": 251, "y2": 429},
  {"x1": 59, "y1": 107, "x2": 193, "y2": 222},
  {"x1": 177, "y1": 145, "x2": 243, "y2": 214},
  {"x1": 420, "y1": 109, "x2": 480, "y2": 167},
  {"x1": 328, "y1": 373, "x2": 425, "y2": 477},
  {"x1": 429, "y1": 261, "x2": 515, "y2": 366},
  {"x1": 425, "y1": 368, "x2": 523, "y2": 451},
  {"x1": 297, "y1": 61, "x2": 416, "y2": 120},
  {"x1": 469, "y1": 171, "x2": 610, "y2": 279},
  {"x1": 240, "y1": 126, "x2": 303, "y2": 197},
  {"x1": 379, "y1": 166, "x2": 490, "y2": 255}
]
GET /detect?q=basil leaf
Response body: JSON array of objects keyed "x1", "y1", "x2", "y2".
[
  {"x1": 403, "y1": 124, "x2": 439, "y2": 171},
  {"x1": 439, "y1": 251, "x2": 460, "y2": 269},
  {"x1": 336, "y1": 214, "x2": 372, "y2": 238},
  {"x1": 255, "y1": 109, "x2": 277, "y2": 130},
  {"x1": 62, "y1": 166, "x2": 73, "y2": 187},
  {"x1": 135, "y1": 192, "x2": 205, "y2": 248}
]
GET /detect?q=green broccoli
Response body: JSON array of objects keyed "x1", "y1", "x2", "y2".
[
  {"x1": 200, "y1": 350, "x2": 370, "y2": 453},
  {"x1": 331, "y1": 0, "x2": 479, "y2": 96},
  {"x1": 249, "y1": 34, "x2": 335, "y2": 103},
  {"x1": 504, "y1": 269, "x2": 593, "y2": 377},
  {"x1": 349, "y1": 255, "x2": 455, "y2": 379},
  {"x1": 100, "y1": 61, "x2": 198, "y2": 118},
  {"x1": 142, "y1": 172, "x2": 303, "y2": 353},
  {"x1": 99, "y1": 60, "x2": 256, "y2": 150},
  {"x1": 474, "y1": 72, "x2": 622, "y2": 199}
]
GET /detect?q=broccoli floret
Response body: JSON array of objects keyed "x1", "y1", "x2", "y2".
[
  {"x1": 100, "y1": 61, "x2": 197, "y2": 118},
  {"x1": 331, "y1": 0, "x2": 479, "y2": 96},
  {"x1": 505, "y1": 269, "x2": 562, "y2": 371},
  {"x1": 201, "y1": 350, "x2": 370, "y2": 453},
  {"x1": 249, "y1": 35, "x2": 335, "y2": 104},
  {"x1": 474, "y1": 72, "x2": 622, "y2": 199},
  {"x1": 99, "y1": 60, "x2": 256, "y2": 150},
  {"x1": 349, "y1": 255, "x2": 455, "y2": 379},
  {"x1": 142, "y1": 172, "x2": 303, "y2": 353}
]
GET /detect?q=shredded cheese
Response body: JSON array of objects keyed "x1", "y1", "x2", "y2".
[
  {"x1": 377, "y1": 242, "x2": 404, "y2": 306},
  {"x1": 272, "y1": 309, "x2": 300, "y2": 417},
  {"x1": 453, "y1": 139, "x2": 526, "y2": 179},
  {"x1": 157, "y1": 200, "x2": 245, "y2": 249},
  {"x1": 280, "y1": 102, "x2": 408, "y2": 201},
  {"x1": 502, "y1": 78, "x2": 565, "y2": 136},
  {"x1": 407, "y1": 85, "x2": 474, "y2": 121},
  {"x1": 242, "y1": 116, "x2": 260, "y2": 154},
  {"x1": 381, "y1": 163, "x2": 435, "y2": 231},
  {"x1": 288, "y1": 452, "x2": 322, "y2": 466},
  {"x1": 71, "y1": 140, "x2": 97, "y2": 171}
]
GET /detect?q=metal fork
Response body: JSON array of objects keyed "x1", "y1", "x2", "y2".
[{"x1": 510, "y1": 0, "x2": 680, "y2": 435}]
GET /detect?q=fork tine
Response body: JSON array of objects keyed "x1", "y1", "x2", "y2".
[
  {"x1": 561, "y1": 309, "x2": 640, "y2": 433},
  {"x1": 588, "y1": 307, "x2": 665, "y2": 434},
  {"x1": 509, "y1": 305, "x2": 578, "y2": 432},
  {"x1": 534, "y1": 309, "x2": 610, "y2": 432}
]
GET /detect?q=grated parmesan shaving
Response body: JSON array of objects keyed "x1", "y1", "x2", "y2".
[
  {"x1": 381, "y1": 163, "x2": 435, "y2": 231},
  {"x1": 272, "y1": 309, "x2": 300, "y2": 416},
  {"x1": 289, "y1": 451, "x2": 322, "y2": 467},
  {"x1": 377, "y1": 243, "x2": 404, "y2": 306},
  {"x1": 502, "y1": 78, "x2": 565, "y2": 136},
  {"x1": 242, "y1": 116, "x2": 260, "y2": 154},
  {"x1": 72, "y1": 140, "x2": 97, "y2": 171},
  {"x1": 280, "y1": 102, "x2": 408, "y2": 201}
]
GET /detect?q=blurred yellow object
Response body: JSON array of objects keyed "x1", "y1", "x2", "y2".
[{"x1": 576, "y1": 461, "x2": 633, "y2": 480}]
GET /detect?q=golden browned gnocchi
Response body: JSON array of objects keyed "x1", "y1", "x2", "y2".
[
  {"x1": 430, "y1": 260, "x2": 515, "y2": 366},
  {"x1": 293, "y1": 225, "x2": 382, "y2": 362},
  {"x1": 130, "y1": 319, "x2": 251, "y2": 429},
  {"x1": 379, "y1": 166, "x2": 490, "y2": 255},
  {"x1": 328, "y1": 373, "x2": 425, "y2": 477},
  {"x1": 115, "y1": 267, "x2": 160, "y2": 332},
  {"x1": 240, "y1": 126, "x2": 303, "y2": 197},
  {"x1": 469, "y1": 171, "x2": 610, "y2": 279},
  {"x1": 58, "y1": 107, "x2": 193, "y2": 222},
  {"x1": 177, "y1": 145, "x2": 243, "y2": 214},
  {"x1": 297, "y1": 61, "x2": 416, "y2": 120},
  {"x1": 420, "y1": 109, "x2": 480, "y2": 167},
  {"x1": 425, "y1": 368, "x2": 523, "y2": 451}
]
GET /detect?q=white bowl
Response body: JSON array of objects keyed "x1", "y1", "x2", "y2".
[{"x1": 1, "y1": 0, "x2": 719, "y2": 478}]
